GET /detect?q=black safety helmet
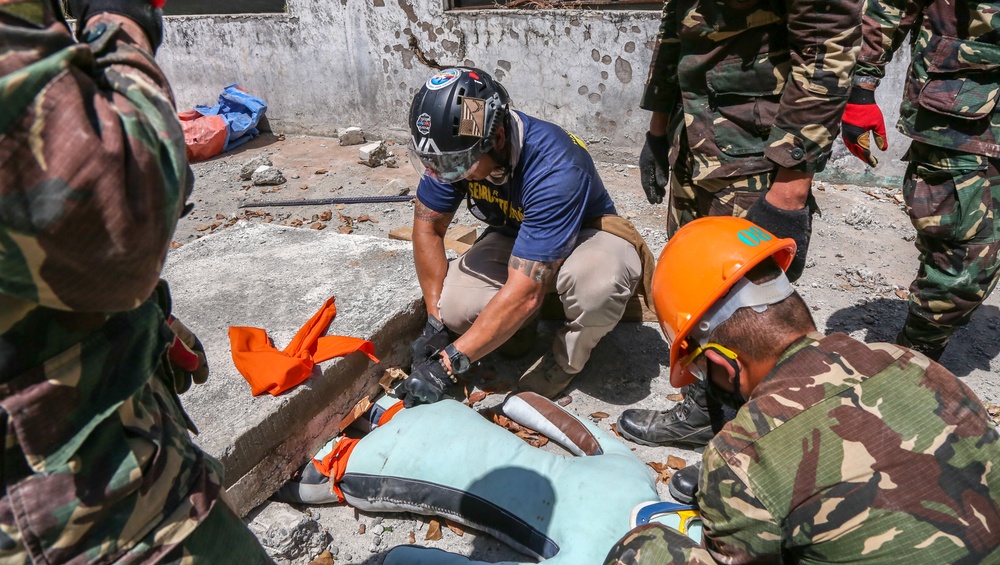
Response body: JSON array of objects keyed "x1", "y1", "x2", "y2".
[{"x1": 408, "y1": 67, "x2": 510, "y2": 182}]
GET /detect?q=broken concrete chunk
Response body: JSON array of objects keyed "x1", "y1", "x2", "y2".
[
  {"x1": 339, "y1": 127, "x2": 365, "y2": 146},
  {"x1": 240, "y1": 154, "x2": 273, "y2": 180},
  {"x1": 249, "y1": 503, "x2": 331, "y2": 561},
  {"x1": 359, "y1": 141, "x2": 390, "y2": 168},
  {"x1": 380, "y1": 179, "x2": 411, "y2": 197},
  {"x1": 252, "y1": 166, "x2": 286, "y2": 186}
]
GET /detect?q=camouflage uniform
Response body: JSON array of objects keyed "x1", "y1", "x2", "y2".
[
  {"x1": 0, "y1": 2, "x2": 270, "y2": 562},
  {"x1": 641, "y1": 0, "x2": 864, "y2": 234},
  {"x1": 854, "y1": 0, "x2": 1000, "y2": 356},
  {"x1": 606, "y1": 331, "x2": 1000, "y2": 564}
]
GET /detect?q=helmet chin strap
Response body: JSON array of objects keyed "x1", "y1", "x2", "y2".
[{"x1": 705, "y1": 348, "x2": 747, "y2": 411}]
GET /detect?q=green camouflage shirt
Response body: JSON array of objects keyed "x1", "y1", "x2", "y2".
[
  {"x1": 0, "y1": 3, "x2": 222, "y2": 562},
  {"x1": 854, "y1": 0, "x2": 1000, "y2": 158},
  {"x1": 640, "y1": 0, "x2": 864, "y2": 180},
  {"x1": 693, "y1": 332, "x2": 1000, "y2": 563}
]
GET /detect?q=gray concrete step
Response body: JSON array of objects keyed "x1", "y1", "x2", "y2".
[{"x1": 162, "y1": 221, "x2": 423, "y2": 514}]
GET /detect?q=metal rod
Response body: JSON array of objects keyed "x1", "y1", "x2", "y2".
[{"x1": 238, "y1": 195, "x2": 414, "y2": 209}]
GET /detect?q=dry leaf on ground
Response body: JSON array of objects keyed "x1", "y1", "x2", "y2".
[
  {"x1": 590, "y1": 411, "x2": 609, "y2": 419},
  {"x1": 425, "y1": 519, "x2": 443, "y2": 541},
  {"x1": 445, "y1": 520, "x2": 465, "y2": 537},
  {"x1": 308, "y1": 550, "x2": 334, "y2": 565},
  {"x1": 408, "y1": 531, "x2": 416, "y2": 544},
  {"x1": 667, "y1": 455, "x2": 687, "y2": 469},
  {"x1": 357, "y1": 524, "x2": 366, "y2": 535},
  {"x1": 666, "y1": 393, "x2": 684, "y2": 402},
  {"x1": 467, "y1": 391, "x2": 488, "y2": 404},
  {"x1": 646, "y1": 461, "x2": 673, "y2": 484}
]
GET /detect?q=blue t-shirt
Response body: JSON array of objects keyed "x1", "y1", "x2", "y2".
[{"x1": 416, "y1": 111, "x2": 616, "y2": 262}]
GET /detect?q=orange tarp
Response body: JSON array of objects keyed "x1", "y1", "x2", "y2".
[{"x1": 229, "y1": 297, "x2": 379, "y2": 396}]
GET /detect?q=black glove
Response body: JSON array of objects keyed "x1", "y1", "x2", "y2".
[
  {"x1": 401, "y1": 356, "x2": 453, "y2": 408},
  {"x1": 411, "y1": 315, "x2": 449, "y2": 367},
  {"x1": 639, "y1": 131, "x2": 671, "y2": 204},
  {"x1": 164, "y1": 315, "x2": 209, "y2": 394},
  {"x1": 746, "y1": 194, "x2": 812, "y2": 283},
  {"x1": 67, "y1": 0, "x2": 165, "y2": 52}
]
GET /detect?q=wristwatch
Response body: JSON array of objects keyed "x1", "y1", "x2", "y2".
[{"x1": 443, "y1": 343, "x2": 471, "y2": 376}]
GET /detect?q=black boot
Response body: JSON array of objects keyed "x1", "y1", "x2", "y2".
[
  {"x1": 617, "y1": 381, "x2": 713, "y2": 449},
  {"x1": 668, "y1": 462, "x2": 701, "y2": 505},
  {"x1": 896, "y1": 328, "x2": 946, "y2": 362}
]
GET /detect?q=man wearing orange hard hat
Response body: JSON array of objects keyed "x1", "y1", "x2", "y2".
[{"x1": 607, "y1": 217, "x2": 1000, "y2": 563}]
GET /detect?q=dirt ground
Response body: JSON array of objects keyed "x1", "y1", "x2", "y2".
[{"x1": 175, "y1": 132, "x2": 1000, "y2": 564}]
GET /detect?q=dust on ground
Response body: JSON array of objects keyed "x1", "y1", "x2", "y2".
[{"x1": 175, "y1": 133, "x2": 1000, "y2": 564}]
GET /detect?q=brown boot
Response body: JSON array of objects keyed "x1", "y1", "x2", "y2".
[{"x1": 517, "y1": 353, "x2": 575, "y2": 398}]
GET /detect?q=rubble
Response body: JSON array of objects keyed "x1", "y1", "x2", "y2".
[
  {"x1": 338, "y1": 127, "x2": 365, "y2": 146},
  {"x1": 358, "y1": 141, "x2": 394, "y2": 168},
  {"x1": 380, "y1": 179, "x2": 411, "y2": 197},
  {"x1": 240, "y1": 154, "x2": 273, "y2": 180},
  {"x1": 248, "y1": 503, "x2": 332, "y2": 563},
  {"x1": 844, "y1": 205, "x2": 876, "y2": 228},
  {"x1": 252, "y1": 165, "x2": 286, "y2": 186}
]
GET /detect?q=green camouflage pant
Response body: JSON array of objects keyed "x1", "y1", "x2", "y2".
[
  {"x1": 668, "y1": 146, "x2": 774, "y2": 237},
  {"x1": 899, "y1": 141, "x2": 1000, "y2": 355},
  {"x1": 603, "y1": 523, "x2": 706, "y2": 565}
]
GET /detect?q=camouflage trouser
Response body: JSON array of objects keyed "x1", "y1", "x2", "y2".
[
  {"x1": 899, "y1": 141, "x2": 1000, "y2": 355},
  {"x1": 0, "y1": 330, "x2": 272, "y2": 564},
  {"x1": 603, "y1": 523, "x2": 707, "y2": 565},
  {"x1": 668, "y1": 145, "x2": 774, "y2": 237}
]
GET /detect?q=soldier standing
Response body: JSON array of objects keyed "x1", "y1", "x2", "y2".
[
  {"x1": 620, "y1": 0, "x2": 867, "y2": 469},
  {"x1": 605, "y1": 217, "x2": 1000, "y2": 564},
  {"x1": 841, "y1": 0, "x2": 1000, "y2": 362},
  {"x1": 0, "y1": 1, "x2": 271, "y2": 561}
]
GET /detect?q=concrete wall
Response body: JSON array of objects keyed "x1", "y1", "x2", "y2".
[{"x1": 158, "y1": 0, "x2": 911, "y2": 185}]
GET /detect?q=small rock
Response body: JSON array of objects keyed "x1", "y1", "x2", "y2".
[
  {"x1": 252, "y1": 166, "x2": 286, "y2": 186},
  {"x1": 358, "y1": 141, "x2": 390, "y2": 167},
  {"x1": 290, "y1": 173, "x2": 300, "y2": 179},
  {"x1": 240, "y1": 154, "x2": 273, "y2": 180},
  {"x1": 380, "y1": 179, "x2": 411, "y2": 197},
  {"x1": 315, "y1": 169, "x2": 328, "y2": 175},
  {"x1": 339, "y1": 127, "x2": 366, "y2": 146}
]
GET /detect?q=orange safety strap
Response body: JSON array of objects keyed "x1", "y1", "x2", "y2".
[
  {"x1": 229, "y1": 297, "x2": 379, "y2": 396},
  {"x1": 312, "y1": 437, "x2": 361, "y2": 503}
]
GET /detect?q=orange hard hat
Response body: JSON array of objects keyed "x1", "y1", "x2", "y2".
[{"x1": 653, "y1": 216, "x2": 796, "y2": 388}]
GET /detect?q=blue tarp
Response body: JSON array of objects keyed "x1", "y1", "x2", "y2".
[{"x1": 194, "y1": 84, "x2": 267, "y2": 152}]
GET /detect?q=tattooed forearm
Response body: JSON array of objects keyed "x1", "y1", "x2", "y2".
[
  {"x1": 509, "y1": 256, "x2": 563, "y2": 286},
  {"x1": 414, "y1": 201, "x2": 453, "y2": 231}
]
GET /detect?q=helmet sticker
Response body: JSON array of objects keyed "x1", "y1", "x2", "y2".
[
  {"x1": 426, "y1": 68, "x2": 461, "y2": 91},
  {"x1": 415, "y1": 113, "x2": 432, "y2": 135},
  {"x1": 459, "y1": 97, "x2": 487, "y2": 137}
]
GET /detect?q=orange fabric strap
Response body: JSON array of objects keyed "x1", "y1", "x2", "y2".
[
  {"x1": 229, "y1": 297, "x2": 379, "y2": 396},
  {"x1": 312, "y1": 437, "x2": 361, "y2": 503}
]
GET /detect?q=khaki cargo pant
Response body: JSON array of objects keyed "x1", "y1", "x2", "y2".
[{"x1": 439, "y1": 229, "x2": 641, "y2": 374}]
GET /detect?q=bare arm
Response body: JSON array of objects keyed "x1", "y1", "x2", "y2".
[
  {"x1": 451, "y1": 256, "x2": 563, "y2": 364},
  {"x1": 412, "y1": 201, "x2": 455, "y2": 320}
]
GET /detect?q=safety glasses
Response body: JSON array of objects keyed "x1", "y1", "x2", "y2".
[
  {"x1": 407, "y1": 138, "x2": 487, "y2": 183},
  {"x1": 679, "y1": 342, "x2": 739, "y2": 382}
]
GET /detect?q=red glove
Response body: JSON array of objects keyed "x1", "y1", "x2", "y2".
[
  {"x1": 165, "y1": 315, "x2": 209, "y2": 393},
  {"x1": 841, "y1": 87, "x2": 888, "y2": 167}
]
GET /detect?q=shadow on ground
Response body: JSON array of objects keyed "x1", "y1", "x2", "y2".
[{"x1": 825, "y1": 299, "x2": 1000, "y2": 378}]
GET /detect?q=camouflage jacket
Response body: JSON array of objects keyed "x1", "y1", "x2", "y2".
[
  {"x1": 641, "y1": 0, "x2": 864, "y2": 180},
  {"x1": 854, "y1": 0, "x2": 1000, "y2": 158},
  {"x1": 692, "y1": 332, "x2": 1000, "y2": 563},
  {"x1": 0, "y1": 3, "x2": 221, "y2": 562}
]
